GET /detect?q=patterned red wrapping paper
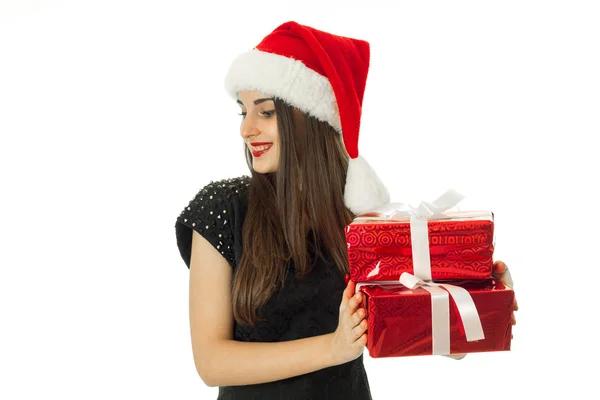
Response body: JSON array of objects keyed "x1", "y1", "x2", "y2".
[
  {"x1": 346, "y1": 212, "x2": 495, "y2": 282},
  {"x1": 359, "y1": 279, "x2": 513, "y2": 358}
]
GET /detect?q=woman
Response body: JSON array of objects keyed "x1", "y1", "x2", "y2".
[{"x1": 175, "y1": 21, "x2": 517, "y2": 399}]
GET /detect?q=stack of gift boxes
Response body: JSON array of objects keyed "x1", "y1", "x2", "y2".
[{"x1": 345, "y1": 190, "x2": 514, "y2": 358}]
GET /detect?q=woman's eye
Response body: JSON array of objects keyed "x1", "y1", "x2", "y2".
[{"x1": 238, "y1": 110, "x2": 274, "y2": 118}]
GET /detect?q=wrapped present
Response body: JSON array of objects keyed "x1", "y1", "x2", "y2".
[
  {"x1": 346, "y1": 189, "x2": 494, "y2": 282},
  {"x1": 356, "y1": 275, "x2": 514, "y2": 358}
]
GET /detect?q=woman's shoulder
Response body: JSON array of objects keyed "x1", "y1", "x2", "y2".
[
  {"x1": 195, "y1": 175, "x2": 251, "y2": 199},
  {"x1": 183, "y1": 175, "x2": 250, "y2": 212},
  {"x1": 177, "y1": 175, "x2": 250, "y2": 216},
  {"x1": 174, "y1": 175, "x2": 250, "y2": 269}
]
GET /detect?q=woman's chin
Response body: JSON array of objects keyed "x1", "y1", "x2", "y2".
[{"x1": 252, "y1": 162, "x2": 277, "y2": 174}]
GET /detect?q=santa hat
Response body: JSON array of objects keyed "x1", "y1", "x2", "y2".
[{"x1": 224, "y1": 21, "x2": 390, "y2": 215}]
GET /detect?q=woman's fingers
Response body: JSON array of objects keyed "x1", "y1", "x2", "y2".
[
  {"x1": 344, "y1": 279, "x2": 356, "y2": 301},
  {"x1": 444, "y1": 353, "x2": 467, "y2": 360},
  {"x1": 353, "y1": 319, "x2": 368, "y2": 338},
  {"x1": 349, "y1": 291, "x2": 362, "y2": 312},
  {"x1": 351, "y1": 332, "x2": 367, "y2": 347},
  {"x1": 342, "y1": 279, "x2": 368, "y2": 345},
  {"x1": 351, "y1": 308, "x2": 366, "y2": 327},
  {"x1": 493, "y1": 260, "x2": 507, "y2": 274},
  {"x1": 358, "y1": 333, "x2": 367, "y2": 346},
  {"x1": 502, "y1": 268, "x2": 514, "y2": 289},
  {"x1": 492, "y1": 260, "x2": 514, "y2": 289},
  {"x1": 340, "y1": 279, "x2": 356, "y2": 313}
]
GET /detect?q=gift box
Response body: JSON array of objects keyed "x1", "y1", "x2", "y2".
[
  {"x1": 346, "y1": 211, "x2": 495, "y2": 282},
  {"x1": 358, "y1": 278, "x2": 513, "y2": 358}
]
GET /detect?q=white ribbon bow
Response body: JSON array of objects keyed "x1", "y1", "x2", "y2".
[{"x1": 399, "y1": 272, "x2": 485, "y2": 355}]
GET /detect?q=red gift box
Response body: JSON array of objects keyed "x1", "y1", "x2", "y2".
[
  {"x1": 346, "y1": 211, "x2": 495, "y2": 282},
  {"x1": 358, "y1": 279, "x2": 513, "y2": 358}
]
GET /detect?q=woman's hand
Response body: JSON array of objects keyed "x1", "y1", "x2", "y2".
[
  {"x1": 446, "y1": 260, "x2": 518, "y2": 360},
  {"x1": 492, "y1": 260, "x2": 518, "y2": 326},
  {"x1": 328, "y1": 279, "x2": 368, "y2": 366}
]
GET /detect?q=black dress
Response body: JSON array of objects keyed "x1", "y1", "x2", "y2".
[{"x1": 174, "y1": 176, "x2": 373, "y2": 400}]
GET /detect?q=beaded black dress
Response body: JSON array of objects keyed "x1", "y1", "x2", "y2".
[{"x1": 174, "y1": 176, "x2": 373, "y2": 400}]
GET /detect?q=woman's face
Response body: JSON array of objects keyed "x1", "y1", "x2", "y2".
[{"x1": 237, "y1": 90, "x2": 280, "y2": 174}]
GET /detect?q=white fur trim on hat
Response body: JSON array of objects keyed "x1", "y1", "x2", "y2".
[
  {"x1": 224, "y1": 49, "x2": 342, "y2": 133},
  {"x1": 344, "y1": 155, "x2": 390, "y2": 215}
]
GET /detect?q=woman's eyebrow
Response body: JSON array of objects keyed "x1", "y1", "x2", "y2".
[{"x1": 236, "y1": 97, "x2": 274, "y2": 106}]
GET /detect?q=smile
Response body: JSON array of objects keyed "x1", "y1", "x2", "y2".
[{"x1": 250, "y1": 143, "x2": 273, "y2": 157}]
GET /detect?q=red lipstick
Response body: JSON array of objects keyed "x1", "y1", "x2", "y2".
[
  {"x1": 249, "y1": 142, "x2": 273, "y2": 157},
  {"x1": 249, "y1": 142, "x2": 272, "y2": 146}
]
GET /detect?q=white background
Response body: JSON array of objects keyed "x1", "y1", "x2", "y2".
[{"x1": 1, "y1": 1, "x2": 598, "y2": 399}]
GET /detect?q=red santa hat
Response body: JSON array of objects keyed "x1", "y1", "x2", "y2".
[{"x1": 224, "y1": 21, "x2": 390, "y2": 215}]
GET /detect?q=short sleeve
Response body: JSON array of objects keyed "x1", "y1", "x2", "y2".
[{"x1": 174, "y1": 176, "x2": 250, "y2": 269}]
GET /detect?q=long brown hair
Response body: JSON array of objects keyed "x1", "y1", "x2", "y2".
[{"x1": 231, "y1": 98, "x2": 356, "y2": 326}]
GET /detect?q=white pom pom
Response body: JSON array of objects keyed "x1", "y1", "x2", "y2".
[{"x1": 344, "y1": 155, "x2": 390, "y2": 215}]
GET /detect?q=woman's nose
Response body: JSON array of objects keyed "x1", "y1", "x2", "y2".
[{"x1": 240, "y1": 114, "x2": 259, "y2": 139}]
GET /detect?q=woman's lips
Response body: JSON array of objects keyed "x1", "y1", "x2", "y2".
[
  {"x1": 250, "y1": 143, "x2": 273, "y2": 157},
  {"x1": 249, "y1": 142, "x2": 272, "y2": 146}
]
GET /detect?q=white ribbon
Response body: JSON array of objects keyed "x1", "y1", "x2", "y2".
[
  {"x1": 355, "y1": 272, "x2": 485, "y2": 355},
  {"x1": 352, "y1": 189, "x2": 491, "y2": 281}
]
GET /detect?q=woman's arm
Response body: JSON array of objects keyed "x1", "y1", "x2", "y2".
[{"x1": 189, "y1": 231, "x2": 338, "y2": 387}]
